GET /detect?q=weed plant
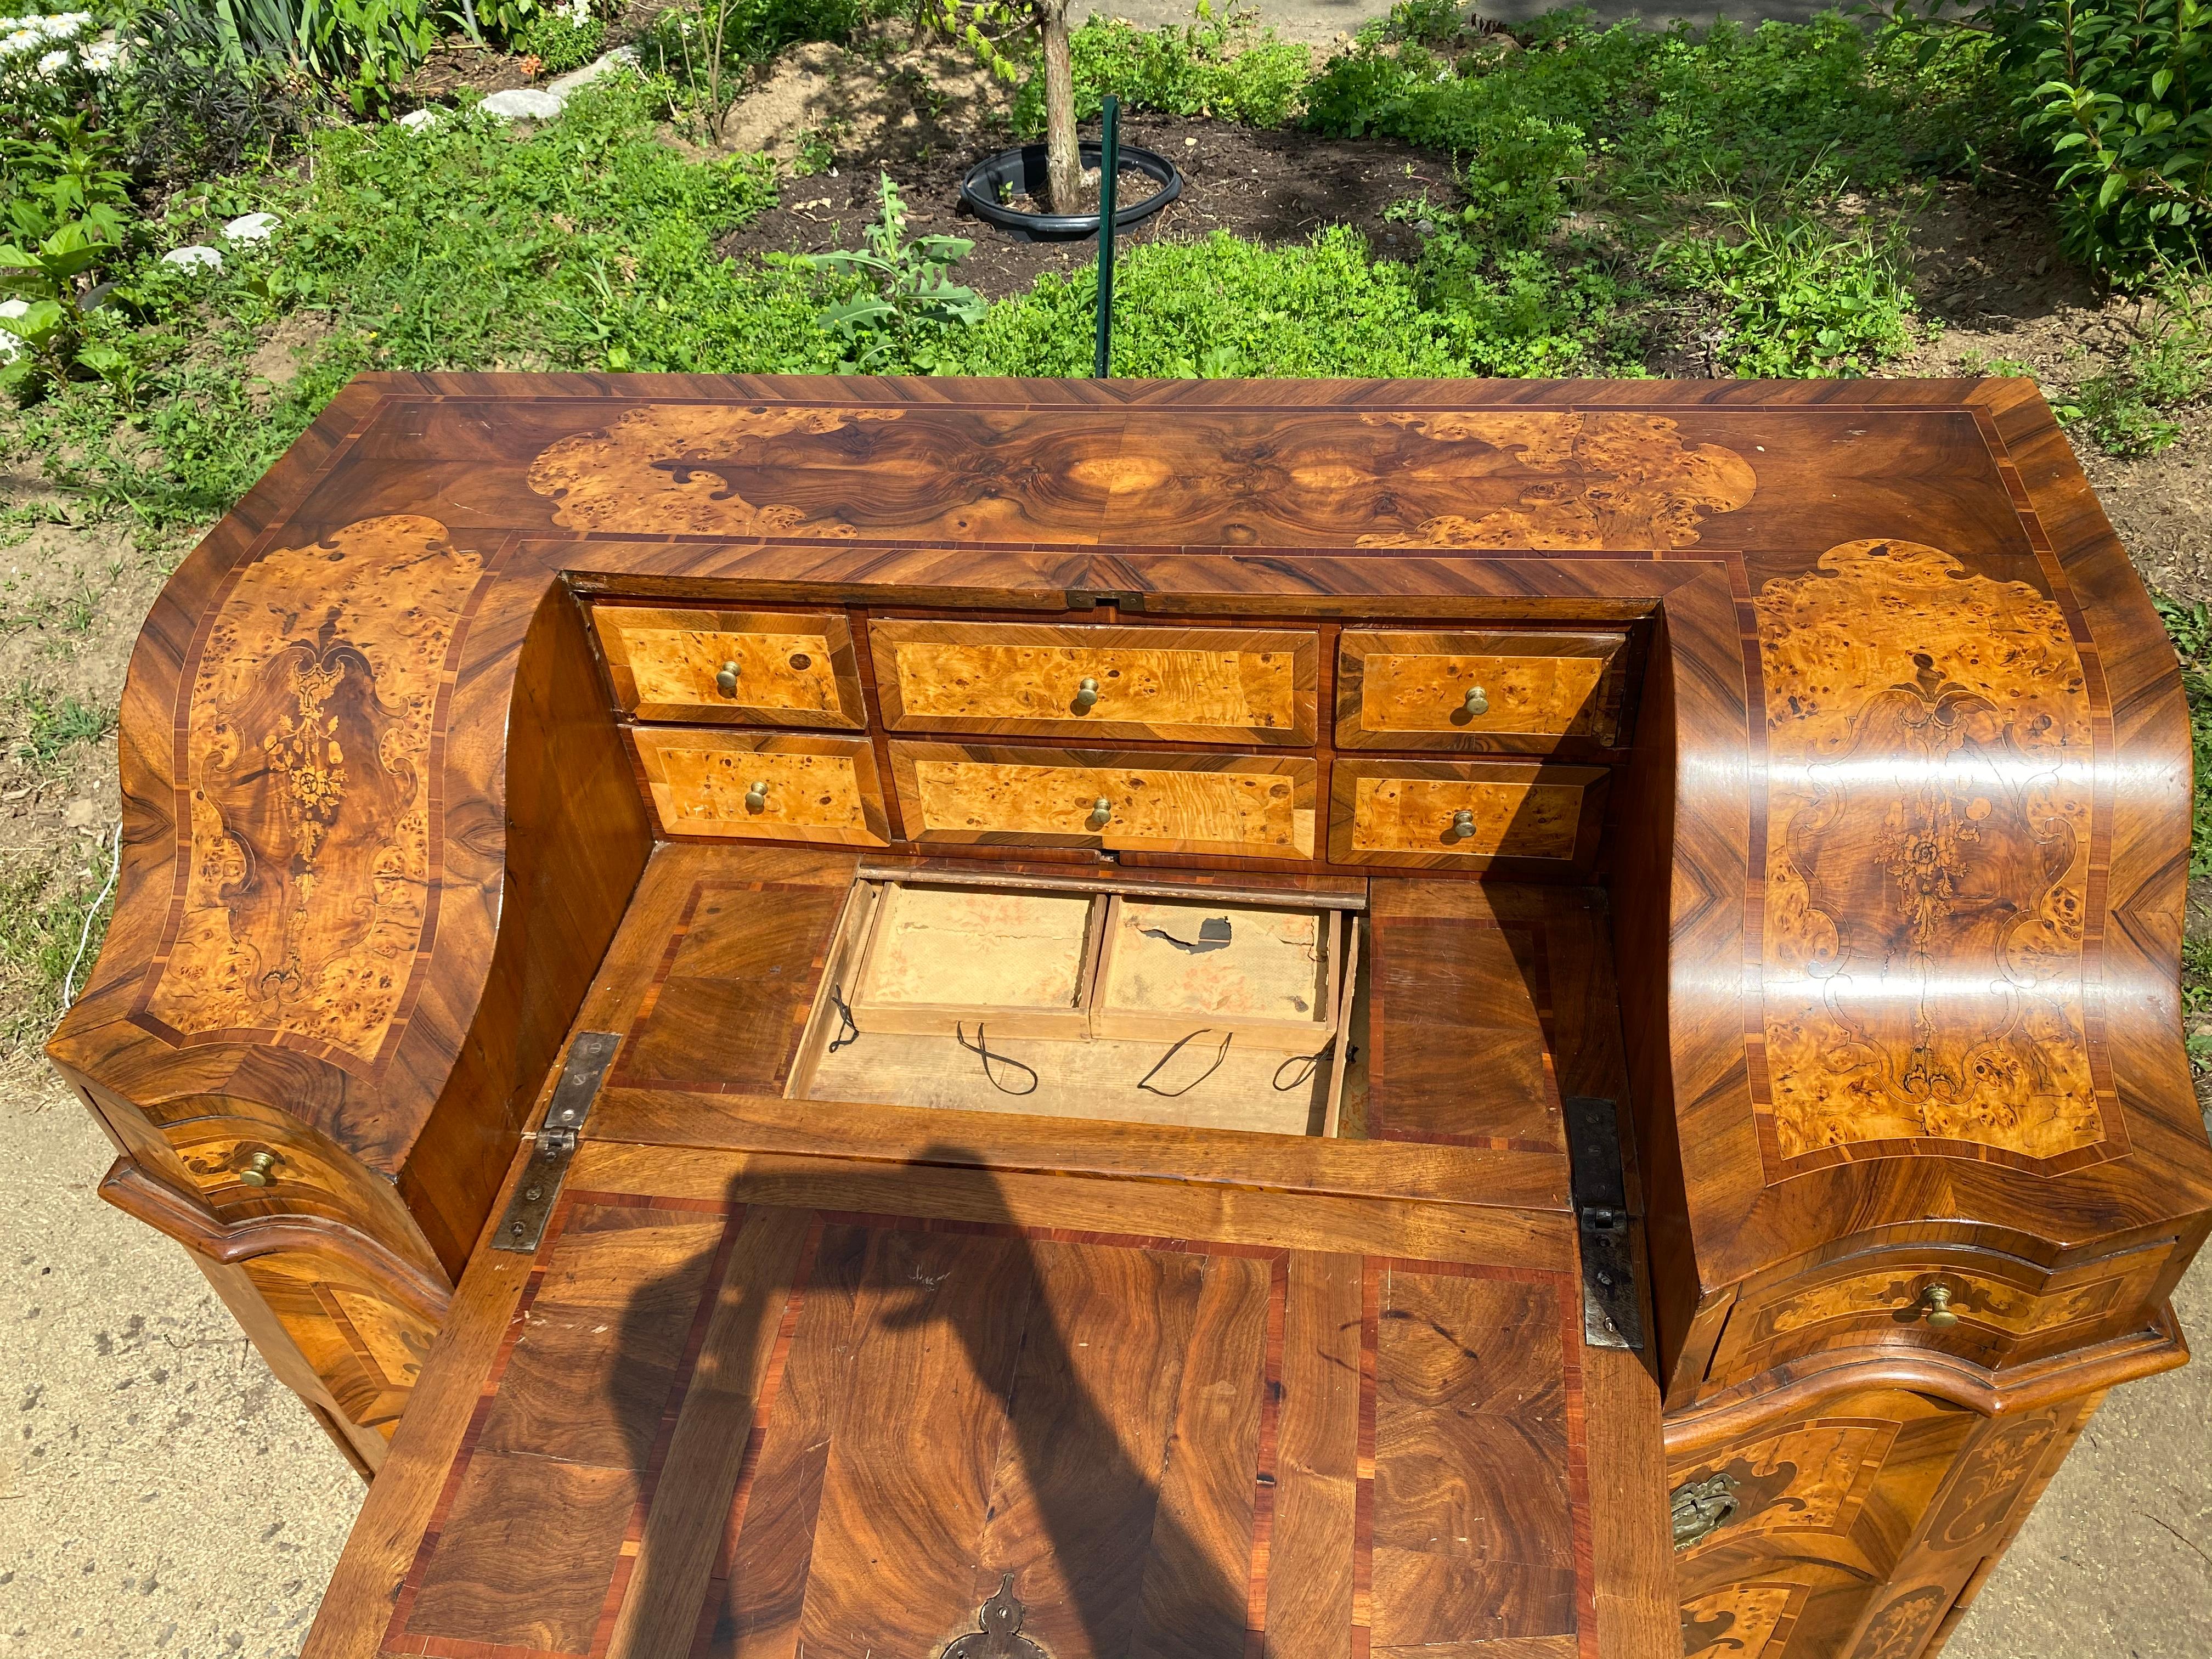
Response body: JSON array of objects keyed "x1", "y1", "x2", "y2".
[{"x1": 1012, "y1": 5, "x2": 1312, "y2": 132}]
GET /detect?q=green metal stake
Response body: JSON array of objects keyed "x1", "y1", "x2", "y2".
[{"x1": 1094, "y1": 94, "x2": 1119, "y2": 379}]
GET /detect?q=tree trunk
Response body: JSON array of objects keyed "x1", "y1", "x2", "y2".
[{"x1": 1037, "y1": 0, "x2": 1081, "y2": 213}]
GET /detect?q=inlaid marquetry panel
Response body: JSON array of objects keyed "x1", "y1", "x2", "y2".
[
  {"x1": 379, "y1": 1190, "x2": 1588, "y2": 1659},
  {"x1": 1681, "y1": 1582, "x2": 1807, "y2": 1659},
  {"x1": 631, "y1": 728, "x2": 891, "y2": 846},
  {"x1": 1329, "y1": 760, "x2": 1608, "y2": 869},
  {"x1": 869, "y1": 619, "x2": 1318, "y2": 744},
  {"x1": 1672, "y1": 1420, "x2": 1898, "y2": 1560},
  {"x1": 889, "y1": 742, "x2": 1317, "y2": 859},
  {"x1": 137, "y1": 514, "x2": 484, "y2": 1069},
  {"x1": 1351, "y1": 411, "x2": 1756, "y2": 549},
  {"x1": 589, "y1": 604, "x2": 865, "y2": 727},
  {"x1": 1708, "y1": 1241, "x2": 2170, "y2": 1384},
  {"x1": 1754, "y1": 538, "x2": 2105, "y2": 1166},
  {"x1": 1336, "y1": 628, "x2": 1628, "y2": 750}
]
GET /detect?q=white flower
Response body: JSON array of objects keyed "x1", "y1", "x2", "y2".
[
  {"x1": 36, "y1": 45, "x2": 67, "y2": 74},
  {"x1": 81, "y1": 37, "x2": 119, "y2": 71},
  {"x1": 222, "y1": 211, "x2": 279, "y2": 242},
  {"x1": 161, "y1": 245, "x2": 223, "y2": 272},
  {"x1": 0, "y1": 297, "x2": 28, "y2": 361},
  {"x1": 1, "y1": 26, "x2": 42, "y2": 57}
]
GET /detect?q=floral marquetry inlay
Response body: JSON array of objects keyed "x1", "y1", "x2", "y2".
[
  {"x1": 1754, "y1": 539, "x2": 2101, "y2": 1161},
  {"x1": 140, "y1": 515, "x2": 483, "y2": 1068}
]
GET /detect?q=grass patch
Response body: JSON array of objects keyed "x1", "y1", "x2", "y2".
[
  {"x1": 0, "y1": 858, "x2": 116, "y2": 1052},
  {"x1": 2154, "y1": 592, "x2": 2212, "y2": 1069},
  {"x1": 1014, "y1": 7, "x2": 1313, "y2": 132},
  {"x1": 10, "y1": 689, "x2": 114, "y2": 774}
]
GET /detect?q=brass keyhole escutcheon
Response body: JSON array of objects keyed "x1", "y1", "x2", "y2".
[
  {"x1": 1464, "y1": 684, "x2": 1489, "y2": 716},
  {"x1": 744, "y1": 780, "x2": 769, "y2": 812},
  {"x1": 1669, "y1": 1471, "x2": 1737, "y2": 1550},
  {"x1": 236, "y1": 1149, "x2": 278, "y2": 1188},
  {"x1": 1074, "y1": 676, "x2": 1101, "y2": 711},
  {"x1": 1448, "y1": 808, "x2": 1476, "y2": 841},
  {"x1": 1918, "y1": 1283, "x2": 1960, "y2": 1329},
  {"x1": 1087, "y1": 796, "x2": 1112, "y2": 829},
  {"x1": 788, "y1": 652, "x2": 811, "y2": 671},
  {"x1": 716, "y1": 660, "x2": 741, "y2": 696}
]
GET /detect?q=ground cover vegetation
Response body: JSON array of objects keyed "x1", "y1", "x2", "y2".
[{"x1": 3, "y1": 0, "x2": 2212, "y2": 1054}]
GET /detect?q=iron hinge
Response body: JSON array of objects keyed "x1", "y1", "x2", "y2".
[
  {"x1": 491, "y1": 1030, "x2": 619, "y2": 1254},
  {"x1": 1564, "y1": 1094, "x2": 1645, "y2": 1352}
]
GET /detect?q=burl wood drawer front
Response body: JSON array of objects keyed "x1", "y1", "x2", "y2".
[
  {"x1": 889, "y1": 742, "x2": 1316, "y2": 859},
  {"x1": 1707, "y1": 1240, "x2": 2174, "y2": 1387},
  {"x1": 1336, "y1": 628, "x2": 1628, "y2": 750},
  {"x1": 871, "y1": 619, "x2": 1318, "y2": 744},
  {"x1": 1329, "y1": 759, "x2": 1609, "y2": 868},
  {"x1": 633, "y1": 728, "x2": 891, "y2": 846},
  {"x1": 590, "y1": 604, "x2": 867, "y2": 726}
]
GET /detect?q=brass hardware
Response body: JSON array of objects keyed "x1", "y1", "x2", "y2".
[
  {"x1": 1464, "y1": 684, "x2": 1489, "y2": 716},
  {"x1": 1074, "y1": 675, "x2": 1101, "y2": 711},
  {"x1": 493, "y1": 1031, "x2": 621, "y2": 1254},
  {"x1": 1670, "y1": 1471, "x2": 1737, "y2": 1549},
  {"x1": 940, "y1": 1575, "x2": 1046, "y2": 1659},
  {"x1": 744, "y1": 780, "x2": 769, "y2": 812},
  {"x1": 236, "y1": 1150, "x2": 278, "y2": 1188},
  {"x1": 715, "y1": 659, "x2": 740, "y2": 695},
  {"x1": 1919, "y1": 1283, "x2": 1960, "y2": 1329},
  {"x1": 1448, "y1": 808, "x2": 1476, "y2": 841},
  {"x1": 1087, "y1": 796, "x2": 1113, "y2": 829}
]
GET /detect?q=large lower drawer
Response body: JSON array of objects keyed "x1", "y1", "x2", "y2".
[
  {"x1": 634, "y1": 728, "x2": 892, "y2": 845},
  {"x1": 871, "y1": 619, "x2": 1318, "y2": 744},
  {"x1": 1328, "y1": 759, "x2": 1609, "y2": 868},
  {"x1": 1706, "y1": 1239, "x2": 2175, "y2": 1387},
  {"x1": 590, "y1": 603, "x2": 867, "y2": 726},
  {"x1": 1336, "y1": 628, "x2": 1629, "y2": 750},
  {"x1": 888, "y1": 742, "x2": 1316, "y2": 859}
]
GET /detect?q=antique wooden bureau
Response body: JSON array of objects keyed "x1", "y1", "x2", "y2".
[{"x1": 46, "y1": 375, "x2": 2212, "y2": 1659}]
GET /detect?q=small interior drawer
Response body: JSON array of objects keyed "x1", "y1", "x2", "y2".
[
  {"x1": 590, "y1": 603, "x2": 866, "y2": 726},
  {"x1": 632, "y1": 727, "x2": 891, "y2": 845},
  {"x1": 889, "y1": 742, "x2": 1317, "y2": 860},
  {"x1": 1329, "y1": 759, "x2": 1609, "y2": 868},
  {"x1": 1336, "y1": 629, "x2": 1628, "y2": 749},
  {"x1": 870, "y1": 619, "x2": 1317, "y2": 744}
]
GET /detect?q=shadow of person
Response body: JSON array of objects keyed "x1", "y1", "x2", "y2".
[{"x1": 606, "y1": 1142, "x2": 1255, "y2": 1659}]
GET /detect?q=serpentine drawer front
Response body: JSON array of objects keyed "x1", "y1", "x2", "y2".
[
  {"x1": 1335, "y1": 628, "x2": 1629, "y2": 750},
  {"x1": 887, "y1": 742, "x2": 1317, "y2": 859},
  {"x1": 590, "y1": 603, "x2": 867, "y2": 726},
  {"x1": 870, "y1": 619, "x2": 1319, "y2": 744},
  {"x1": 1705, "y1": 1241, "x2": 2176, "y2": 1387},
  {"x1": 633, "y1": 727, "x2": 891, "y2": 845},
  {"x1": 1328, "y1": 758, "x2": 1609, "y2": 868}
]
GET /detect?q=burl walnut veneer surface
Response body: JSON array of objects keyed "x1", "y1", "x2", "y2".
[{"x1": 44, "y1": 375, "x2": 2212, "y2": 1446}]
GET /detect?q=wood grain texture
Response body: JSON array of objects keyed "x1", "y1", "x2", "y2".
[
  {"x1": 633, "y1": 728, "x2": 891, "y2": 847},
  {"x1": 140, "y1": 514, "x2": 484, "y2": 1068},
  {"x1": 1754, "y1": 538, "x2": 2103, "y2": 1164},
  {"x1": 870, "y1": 619, "x2": 1317, "y2": 745},
  {"x1": 1336, "y1": 629, "x2": 1628, "y2": 750},
  {"x1": 1329, "y1": 761, "x2": 1609, "y2": 871},
  {"x1": 589, "y1": 605, "x2": 866, "y2": 727},
  {"x1": 308, "y1": 1141, "x2": 1627, "y2": 1659},
  {"x1": 890, "y1": 742, "x2": 1317, "y2": 860}
]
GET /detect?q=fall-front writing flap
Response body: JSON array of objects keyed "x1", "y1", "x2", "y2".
[{"x1": 333, "y1": 1144, "x2": 1629, "y2": 1659}]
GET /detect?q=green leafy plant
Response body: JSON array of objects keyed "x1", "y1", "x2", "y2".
[
  {"x1": 645, "y1": 0, "x2": 876, "y2": 135},
  {"x1": 800, "y1": 172, "x2": 984, "y2": 370},
  {"x1": 514, "y1": 7, "x2": 604, "y2": 73},
  {"x1": 1012, "y1": 4, "x2": 1312, "y2": 133},
  {"x1": 1660, "y1": 198, "x2": 1914, "y2": 375},
  {"x1": 1968, "y1": 0, "x2": 2212, "y2": 281}
]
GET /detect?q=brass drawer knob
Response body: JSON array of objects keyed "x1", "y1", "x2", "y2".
[
  {"x1": 744, "y1": 780, "x2": 769, "y2": 812},
  {"x1": 1074, "y1": 675, "x2": 1101, "y2": 711},
  {"x1": 1463, "y1": 684, "x2": 1489, "y2": 716},
  {"x1": 236, "y1": 1150, "x2": 278, "y2": 1188},
  {"x1": 1087, "y1": 796, "x2": 1113, "y2": 829},
  {"x1": 715, "y1": 659, "x2": 741, "y2": 696},
  {"x1": 1448, "y1": 808, "x2": 1476, "y2": 840},
  {"x1": 1918, "y1": 1283, "x2": 1960, "y2": 1329}
]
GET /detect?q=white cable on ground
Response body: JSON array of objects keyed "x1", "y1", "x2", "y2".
[{"x1": 61, "y1": 820, "x2": 122, "y2": 1011}]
